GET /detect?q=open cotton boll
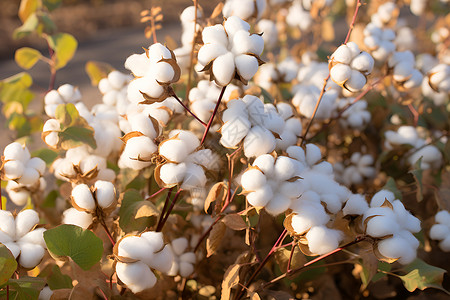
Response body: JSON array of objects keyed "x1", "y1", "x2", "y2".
[
  {"x1": 246, "y1": 186, "x2": 273, "y2": 208},
  {"x1": 350, "y1": 52, "x2": 374, "y2": 74},
  {"x1": 330, "y1": 64, "x2": 352, "y2": 85},
  {"x1": 15, "y1": 209, "x2": 39, "y2": 239},
  {"x1": 273, "y1": 156, "x2": 297, "y2": 182},
  {"x1": 345, "y1": 70, "x2": 367, "y2": 92},
  {"x1": 116, "y1": 261, "x2": 157, "y2": 293},
  {"x1": 4, "y1": 142, "x2": 30, "y2": 162},
  {"x1": 71, "y1": 184, "x2": 96, "y2": 211},
  {"x1": 253, "y1": 154, "x2": 275, "y2": 176},
  {"x1": 197, "y1": 43, "x2": 228, "y2": 66},
  {"x1": 171, "y1": 237, "x2": 189, "y2": 256},
  {"x1": 232, "y1": 31, "x2": 264, "y2": 56},
  {"x1": 169, "y1": 130, "x2": 200, "y2": 153},
  {"x1": 235, "y1": 55, "x2": 259, "y2": 81},
  {"x1": 0, "y1": 210, "x2": 16, "y2": 238},
  {"x1": 370, "y1": 190, "x2": 395, "y2": 207},
  {"x1": 94, "y1": 181, "x2": 115, "y2": 209},
  {"x1": 146, "y1": 245, "x2": 174, "y2": 274},
  {"x1": 181, "y1": 163, "x2": 207, "y2": 190},
  {"x1": 159, "y1": 163, "x2": 188, "y2": 186},
  {"x1": 17, "y1": 242, "x2": 45, "y2": 268},
  {"x1": 121, "y1": 136, "x2": 157, "y2": 170},
  {"x1": 129, "y1": 114, "x2": 159, "y2": 139},
  {"x1": 140, "y1": 231, "x2": 165, "y2": 251},
  {"x1": 220, "y1": 117, "x2": 251, "y2": 148},
  {"x1": 212, "y1": 53, "x2": 236, "y2": 86},
  {"x1": 79, "y1": 155, "x2": 106, "y2": 175},
  {"x1": 241, "y1": 168, "x2": 267, "y2": 191},
  {"x1": 265, "y1": 193, "x2": 291, "y2": 215},
  {"x1": 343, "y1": 194, "x2": 369, "y2": 216},
  {"x1": 377, "y1": 236, "x2": 416, "y2": 264},
  {"x1": 332, "y1": 45, "x2": 353, "y2": 64},
  {"x1": 436, "y1": 210, "x2": 450, "y2": 225},
  {"x1": 118, "y1": 236, "x2": 155, "y2": 262},
  {"x1": 160, "y1": 139, "x2": 191, "y2": 162},
  {"x1": 127, "y1": 77, "x2": 164, "y2": 103},
  {"x1": 26, "y1": 157, "x2": 46, "y2": 176},
  {"x1": 365, "y1": 215, "x2": 399, "y2": 237},
  {"x1": 2, "y1": 160, "x2": 25, "y2": 180},
  {"x1": 243, "y1": 126, "x2": 276, "y2": 158},
  {"x1": 17, "y1": 168, "x2": 40, "y2": 186},
  {"x1": 154, "y1": 62, "x2": 176, "y2": 84},
  {"x1": 306, "y1": 226, "x2": 342, "y2": 255},
  {"x1": 6, "y1": 183, "x2": 29, "y2": 206},
  {"x1": 291, "y1": 204, "x2": 330, "y2": 235},
  {"x1": 430, "y1": 224, "x2": 449, "y2": 240},
  {"x1": 62, "y1": 208, "x2": 93, "y2": 229},
  {"x1": 408, "y1": 145, "x2": 443, "y2": 170}
]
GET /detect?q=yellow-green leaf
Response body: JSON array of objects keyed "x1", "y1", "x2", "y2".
[
  {"x1": 85, "y1": 61, "x2": 115, "y2": 86},
  {"x1": 13, "y1": 13, "x2": 39, "y2": 39},
  {"x1": 15, "y1": 47, "x2": 42, "y2": 70},
  {"x1": 18, "y1": 0, "x2": 40, "y2": 23},
  {"x1": 47, "y1": 33, "x2": 78, "y2": 70},
  {"x1": 398, "y1": 259, "x2": 449, "y2": 294}
]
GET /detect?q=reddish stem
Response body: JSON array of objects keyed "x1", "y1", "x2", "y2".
[
  {"x1": 156, "y1": 188, "x2": 174, "y2": 230},
  {"x1": 408, "y1": 103, "x2": 419, "y2": 126},
  {"x1": 146, "y1": 187, "x2": 167, "y2": 200},
  {"x1": 170, "y1": 88, "x2": 207, "y2": 126},
  {"x1": 200, "y1": 86, "x2": 226, "y2": 145},
  {"x1": 344, "y1": 0, "x2": 362, "y2": 45},
  {"x1": 156, "y1": 188, "x2": 183, "y2": 232},
  {"x1": 101, "y1": 221, "x2": 115, "y2": 246}
]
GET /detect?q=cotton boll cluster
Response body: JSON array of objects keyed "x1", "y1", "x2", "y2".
[
  {"x1": 125, "y1": 43, "x2": 180, "y2": 104},
  {"x1": 334, "y1": 153, "x2": 376, "y2": 186},
  {"x1": 363, "y1": 23, "x2": 396, "y2": 62},
  {"x1": 44, "y1": 84, "x2": 81, "y2": 118},
  {"x1": 429, "y1": 210, "x2": 450, "y2": 252},
  {"x1": 42, "y1": 119, "x2": 61, "y2": 148},
  {"x1": 421, "y1": 63, "x2": 449, "y2": 106},
  {"x1": 255, "y1": 58, "x2": 299, "y2": 91},
  {"x1": 197, "y1": 16, "x2": 264, "y2": 86},
  {"x1": 222, "y1": 0, "x2": 266, "y2": 21},
  {"x1": 157, "y1": 130, "x2": 217, "y2": 190},
  {"x1": 362, "y1": 190, "x2": 421, "y2": 264},
  {"x1": 394, "y1": 23, "x2": 416, "y2": 52},
  {"x1": 52, "y1": 146, "x2": 116, "y2": 183},
  {"x1": 2, "y1": 142, "x2": 46, "y2": 205},
  {"x1": 275, "y1": 103, "x2": 302, "y2": 150},
  {"x1": 241, "y1": 154, "x2": 302, "y2": 215},
  {"x1": 335, "y1": 97, "x2": 371, "y2": 130},
  {"x1": 292, "y1": 85, "x2": 337, "y2": 119},
  {"x1": 70, "y1": 180, "x2": 116, "y2": 213},
  {"x1": 329, "y1": 42, "x2": 374, "y2": 92},
  {"x1": 115, "y1": 231, "x2": 174, "y2": 293},
  {"x1": 220, "y1": 95, "x2": 293, "y2": 157},
  {"x1": 0, "y1": 209, "x2": 47, "y2": 268},
  {"x1": 426, "y1": 64, "x2": 450, "y2": 94},
  {"x1": 286, "y1": 1, "x2": 313, "y2": 32},
  {"x1": 387, "y1": 51, "x2": 423, "y2": 90},
  {"x1": 98, "y1": 70, "x2": 133, "y2": 115},
  {"x1": 297, "y1": 60, "x2": 340, "y2": 91},
  {"x1": 167, "y1": 237, "x2": 196, "y2": 277},
  {"x1": 370, "y1": 2, "x2": 398, "y2": 28},
  {"x1": 256, "y1": 19, "x2": 278, "y2": 50},
  {"x1": 384, "y1": 126, "x2": 443, "y2": 170}
]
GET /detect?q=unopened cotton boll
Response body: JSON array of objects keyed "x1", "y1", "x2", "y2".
[
  {"x1": 94, "y1": 181, "x2": 115, "y2": 208},
  {"x1": 71, "y1": 184, "x2": 96, "y2": 211},
  {"x1": 116, "y1": 261, "x2": 157, "y2": 293},
  {"x1": 306, "y1": 226, "x2": 342, "y2": 255},
  {"x1": 63, "y1": 208, "x2": 93, "y2": 229}
]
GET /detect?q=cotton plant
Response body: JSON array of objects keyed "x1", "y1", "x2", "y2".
[
  {"x1": 335, "y1": 97, "x2": 371, "y2": 130},
  {"x1": 167, "y1": 237, "x2": 196, "y2": 277},
  {"x1": 333, "y1": 152, "x2": 376, "y2": 186},
  {"x1": 0, "y1": 209, "x2": 47, "y2": 269},
  {"x1": 429, "y1": 210, "x2": 450, "y2": 252},
  {"x1": 219, "y1": 95, "x2": 288, "y2": 157},
  {"x1": 329, "y1": 42, "x2": 375, "y2": 92},
  {"x1": 114, "y1": 231, "x2": 174, "y2": 293},
  {"x1": 222, "y1": 0, "x2": 266, "y2": 22},
  {"x1": 125, "y1": 43, "x2": 181, "y2": 103},
  {"x1": 387, "y1": 51, "x2": 423, "y2": 90},
  {"x1": 361, "y1": 190, "x2": 421, "y2": 264},
  {"x1": 197, "y1": 16, "x2": 264, "y2": 86},
  {"x1": 52, "y1": 146, "x2": 116, "y2": 183},
  {"x1": 156, "y1": 130, "x2": 219, "y2": 190},
  {"x1": 363, "y1": 22, "x2": 396, "y2": 62},
  {"x1": 240, "y1": 154, "x2": 302, "y2": 216},
  {"x1": 44, "y1": 84, "x2": 82, "y2": 118}
]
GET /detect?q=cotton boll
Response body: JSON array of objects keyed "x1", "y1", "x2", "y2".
[
  {"x1": 273, "y1": 156, "x2": 297, "y2": 182},
  {"x1": 243, "y1": 126, "x2": 276, "y2": 157},
  {"x1": 17, "y1": 243, "x2": 45, "y2": 268},
  {"x1": 377, "y1": 236, "x2": 415, "y2": 264},
  {"x1": 181, "y1": 163, "x2": 207, "y2": 190},
  {"x1": 350, "y1": 52, "x2": 374, "y2": 74},
  {"x1": 253, "y1": 154, "x2": 275, "y2": 176},
  {"x1": 291, "y1": 205, "x2": 329, "y2": 234},
  {"x1": 197, "y1": 43, "x2": 228, "y2": 66},
  {"x1": 330, "y1": 64, "x2": 352, "y2": 85},
  {"x1": 17, "y1": 168, "x2": 40, "y2": 186},
  {"x1": 179, "y1": 261, "x2": 195, "y2": 277},
  {"x1": 71, "y1": 184, "x2": 96, "y2": 211},
  {"x1": 370, "y1": 190, "x2": 395, "y2": 207},
  {"x1": 247, "y1": 185, "x2": 273, "y2": 208},
  {"x1": 224, "y1": 16, "x2": 251, "y2": 37},
  {"x1": 3, "y1": 242, "x2": 20, "y2": 258},
  {"x1": 241, "y1": 168, "x2": 267, "y2": 191},
  {"x1": 232, "y1": 31, "x2": 264, "y2": 56},
  {"x1": 116, "y1": 261, "x2": 157, "y2": 293},
  {"x1": 321, "y1": 194, "x2": 342, "y2": 213},
  {"x1": 436, "y1": 210, "x2": 450, "y2": 225},
  {"x1": 366, "y1": 215, "x2": 399, "y2": 237},
  {"x1": 430, "y1": 224, "x2": 449, "y2": 240},
  {"x1": 159, "y1": 163, "x2": 188, "y2": 186},
  {"x1": 122, "y1": 136, "x2": 157, "y2": 169},
  {"x1": 171, "y1": 237, "x2": 189, "y2": 256},
  {"x1": 129, "y1": 114, "x2": 159, "y2": 139},
  {"x1": 154, "y1": 62, "x2": 175, "y2": 84},
  {"x1": 140, "y1": 231, "x2": 164, "y2": 251},
  {"x1": 118, "y1": 236, "x2": 155, "y2": 262},
  {"x1": 168, "y1": 130, "x2": 200, "y2": 153},
  {"x1": 18, "y1": 228, "x2": 46, "y2": 248},
  {"x1": 0, "y1": 210, "x2": 16, "y2": 238},
  {"x1": 15, "y1": 209, "x2": 39, "y2": 239},
  {"x1": 57, "y1": 84, "x2": 81, "y2": 103},
  {"x1": 146, "y1": 246, "x2": 174, "y2": 274},
  {"x1": 345, "y1": 70, "x2": 367, "y2": 92},
  {"x1": 62, "y1": 208, "x2": 93, "y2": 229},
  {"x1": 3, "y1": 142, "x2": 28, "y2": 161},
  {"x1": 2, "y1": 160, "x2": 25, "y2": 180},
  {"x1": 305, "y1": 144, "x2": 322, "y2": 167},
  {"x1": 332, "y1": 45, "x2": 353, "y2": 64},
  {"x1": 306, "y1": 226, "x2": 342, "y2": 255},
  {"x1": 94, "y1": 181, "x2": 115, "y2": 209},
  {"x1": 79, "y1": 155, "x2": 106, "y2": 175},
  {"x1": 7, "y1": 186, "x2": 29, "y2": 206},
  {"x1": 265, "y1": 193, "x2": 291, "y2": 215},
  {"x1": 212, "y1": 53, "x2": 236, "y2": 86},
  {"x1": 25, "y1": 158, "x2": 46, "y2": 176},
  {"x1": 343, "y1": 194, "x2": 368, "y2": 216},
  {"x1": 235, "y1": 55, "x2": 259, "y2": 81},
  {"x1": 220, "y1": 117, "x2": 251, "y2": 148},
  {"x1": 127, "y1": 77, "x2": 164, "y2": 103},
  {"x1": 160, "y1": 139, "x2": 190, "y2": 162}
]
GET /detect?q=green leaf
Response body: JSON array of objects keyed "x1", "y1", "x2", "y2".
[
  {"x1": 43, "y1": 224, "x2": 103, "y2": 271},
  {"x1": 59, "y1": 126, "x2": 97, "y2": 150},
  {"x1": 0, "y1": 244, "x2": 18, "y2": 286},
  {"x1": 409, "y1": 157, "x2": 423, "y2": 202},
  {"x1": 0, "y1": 72, "x2": 34, "y2": 106},
  {"x1": 119, "y1": 190, "x2": 159, "y2": 233},
  {"x1": 13, "y1": 13, "x2": 39, "y2": 39},
  {"x1": 15, "y1": 47, "x2": 42, "y2": 70},
  {"x1": 260, "y1": 86, "x2": 274, "y2": 104},
  {"x1": 382, "y1": 177, "x2": 402, "y2": 200},
  {"x1": 32, "y1": 148, "x2": 58, "y2": 165},
  {"x1": 39, "y1": 264, "x2": 73, "y2": 290},
  {"x1": 3, "y1": 276, "x2": 45, "y2": 300},
  {"x1": 372, "y1": 261, "x2": 391, "y2": 283},
  {"x1": 42, "y1": 190, "x2": 58, "y2": 208},
  {"x1": 55, "y1": 103, "x2": 79, "y2": 127},
  {"x1": 42, "y1": 0, "x2": 62, "y2": 11},
  {"x1": 47, "y1": 33, "x2": 78, "y2": 69},
  {"x1": 398, "y1": 258, "x2": 449, "y2": 294},
  {"x1": 85, "y1": 61, "x2": 115, "y2": 86}
]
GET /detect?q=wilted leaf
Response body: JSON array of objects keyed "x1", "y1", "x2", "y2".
[
  {"x1": 15, "y1": 47, "x2": 42, "y2": 70},
  {"x1": 47, "y1": 33, "x2": 78, "y2": 69},
  {"x1": 43, "y1": 224, "x2": 103, "y2": 271},
  {"x1": 210, "y1": 2, "x2": 224, "y2": 19},
  {"x1": 397, "y1": 258, "x2": 449, "y2": 294},
  {"x1": 85, "y1": 61, "x2": 114, "y2": 86},
  {"x1": 119, "y1": 189, "x2": 158, "y2": 233},
  {"x1": 409, "y1": 157, "x2": 423, "y2": 202},
  {"x1": 221, "y1": 264, "x2": 241, "y2": 299},
  {"x1": 206, "y1": 221, "x2": 226, "y2": 257},
  {"x1": 222, "y1": 214, "x2": 247, "y2": 231},
  {"x1": 0, "y1": 244, "x2": 18, "y2": 286},
  {"x1": 204, "y1": 182, "x2": 226, "y2": 213},
  {"x1": 135, "y1": 201, "x2": 159, "y2": 219}
]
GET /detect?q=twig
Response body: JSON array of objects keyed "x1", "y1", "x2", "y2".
[
  {"x1": 169, "y1": 87, "x2": 207, "y2": 126},
  {"x1": 146, "y1": 187, "x2": 167, "y2": 200},
  {"x1": 156, "y1": 188, "x2": 174, "y2": 231},
  {"x1": 100, "y1": 221, "x2": 116, "y2": 246},
  {"x1": 200, "y1": 86, "x2": 226, "y2": 145},
  {"x1": 156, "y1": 188, "x2": 183, "y2": 232}
]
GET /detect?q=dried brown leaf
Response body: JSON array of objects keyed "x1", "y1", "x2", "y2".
[
  {"x1": 204, "y1": 182, "x2": 226, "y2": 213},
  {"x1": 221, "y1": 264, "x2": 241, "y2": 299},
  {"x1": 210, "y1": 2, "x2": 224, "y2": 19},
  {"x1": 206, "y1": 221, "x2": 226, "y2": 257},
  {"x1": 222, "y1": 214, "x2": 247, "y2": 231}
]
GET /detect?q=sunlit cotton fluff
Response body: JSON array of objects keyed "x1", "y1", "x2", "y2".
[
  {"x1": 44, "y1": 84, "x2": 81, "y2": 118},
  {"x1": 430, "y1": 210, "x2": 450, "y2": 252}
]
